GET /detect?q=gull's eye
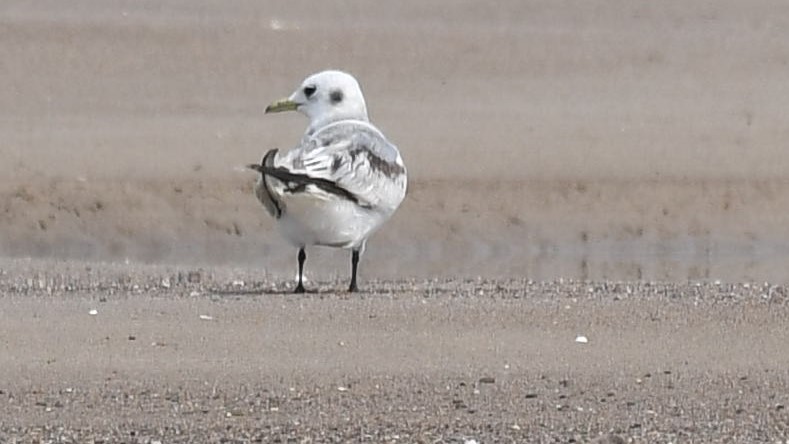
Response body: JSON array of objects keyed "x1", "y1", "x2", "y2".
[
  {"x1": 303, "y1": 85, "x2": 316, "y2": 98},
  {"x1": 329, "y1": 89, "x2": 343, "y2": 104}
]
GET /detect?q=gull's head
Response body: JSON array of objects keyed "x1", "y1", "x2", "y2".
[{"x1": 265, "y1": 70, "x2": 369, "y2": 131}]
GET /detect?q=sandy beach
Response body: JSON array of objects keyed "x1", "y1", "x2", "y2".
[
  {"x1": 1, "y1": 260, "x2": 788, "y2": 442},
  {"x1": 2, "y1": 0, "x2": 789, "y2": 441}
]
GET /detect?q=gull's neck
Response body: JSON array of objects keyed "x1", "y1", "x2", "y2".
[{"x1": 306, "y1": 103, "x2": 369, "y2": 134}]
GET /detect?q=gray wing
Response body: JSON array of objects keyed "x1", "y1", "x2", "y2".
[{"x1": 278, "y1": 120, "x2": 407, "y2": 210}]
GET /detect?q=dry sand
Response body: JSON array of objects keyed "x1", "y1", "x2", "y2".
[
  {"x1": 2, "y1": 1, "x2": 789, "y2": 442},
  {"x1": 1, "y1": 260, "x2": 788, "y2": 442}
]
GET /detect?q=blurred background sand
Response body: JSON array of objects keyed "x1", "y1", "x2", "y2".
[{"x1": 2, "y1": 0, "x2": 789, "y2": 281}]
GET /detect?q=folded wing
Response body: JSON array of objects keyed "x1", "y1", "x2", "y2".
[{"x1": 271, "y1": 120, "x2": 407, "y2": 212}]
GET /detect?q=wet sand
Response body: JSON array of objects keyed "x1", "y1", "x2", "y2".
[
  {"x1": 3, "y1": 1, "x2": 789, "y2": 442},
  {"x1": 3, "y1": 0, "x2": 789, "y2": 282}
]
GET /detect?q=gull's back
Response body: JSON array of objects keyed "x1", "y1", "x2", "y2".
[{"x1": 281, "y1": 119, "x2": 407, "y2": 212}]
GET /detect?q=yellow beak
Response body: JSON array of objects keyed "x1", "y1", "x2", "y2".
[{"x1": 265, "y1": 98, "x2": 299, "y2": 113}]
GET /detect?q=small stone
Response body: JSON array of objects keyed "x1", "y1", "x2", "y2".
[
  {"x1": 88, "y1": 309, "x2": 98, "y2": 316},
  {"x1": 478, "y1": 377, "x2": 495, "y2": 384},
  {"x1": 187, "y1": 271, "x2": 201, "y2": 283},
  {"x1": 591, "y1": 434, "x2": 626, "y2": 444}
]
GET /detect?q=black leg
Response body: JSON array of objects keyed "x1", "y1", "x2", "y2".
[
  {"x1": 348, "y1": 249, "x2": 360, "y2": 292},
  {"x1": 295, "y1": 248, "x2": 306, "y2": 293}
]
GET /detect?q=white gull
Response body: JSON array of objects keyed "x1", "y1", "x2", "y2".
[{"x1": 249, "y1": 70, "x2": 407, "y2": 292}]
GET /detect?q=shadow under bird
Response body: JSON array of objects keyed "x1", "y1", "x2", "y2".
[{"x1": 248, "y1": 70, "x2": 407, "y2": 293}]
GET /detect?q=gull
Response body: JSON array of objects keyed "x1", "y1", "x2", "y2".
[{"x1": 248, "y1": 70, "x2": 407, "y2": 293}]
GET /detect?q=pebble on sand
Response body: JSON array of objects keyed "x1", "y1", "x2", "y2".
[{"x1": 590, "y1": 434, "x2": 626, "y2": 444}]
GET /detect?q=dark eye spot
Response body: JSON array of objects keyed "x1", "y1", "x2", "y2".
[
  {"x1": 329, "y1": 89, "x2": 343, "y2": 104},
  {"x1": 303, "y1": 85, "x2": 316, "y2": 98}
]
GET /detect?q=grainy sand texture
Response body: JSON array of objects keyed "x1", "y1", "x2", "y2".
[
  {"x1": 2, "y1": 1, "x2": 789, "y2": 442},
  {"x1": 1, "y1": 261, "x2": 789, "y2": 442}
]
